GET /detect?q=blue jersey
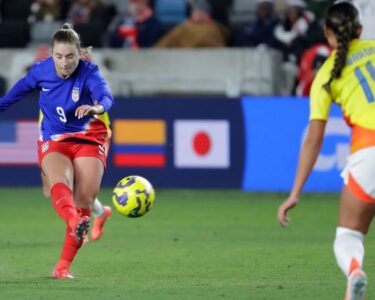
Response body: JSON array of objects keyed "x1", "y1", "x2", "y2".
[{"x1": 0, "y1": 57, "x2": 114, "y2": 144}]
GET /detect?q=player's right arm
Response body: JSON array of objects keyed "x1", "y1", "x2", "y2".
[
  {"x1": 0, "y1": 66, "x2": 38, "y2": 112},
  {"x1": 278, "y1": 120, "x2": 326, "y2": 226},
  {"x1": 278, "y1": 56, "x2": 333, "y2": 227}
]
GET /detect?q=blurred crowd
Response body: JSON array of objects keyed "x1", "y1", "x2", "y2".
[{"x1": 0, "y1": 0, "x2": 335, "y2": 95}]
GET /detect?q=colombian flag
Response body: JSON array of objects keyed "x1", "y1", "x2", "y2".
[{"x1": 113, "y1": 119, "x2": 166, "y2": 167}]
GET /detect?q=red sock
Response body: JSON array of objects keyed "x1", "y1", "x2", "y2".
[
  {"x1": 50, "y1": 183, "x2": 77, "y2": 226},
  {"x1": 59, "y1": 207, "x2": 92, "y2": 263},
  {"x1": 60, "y1": 226, "x2": 83, "y2": 263},
  {"x1": 79, "y1": 207, "x2": 92, "y2": 218}
]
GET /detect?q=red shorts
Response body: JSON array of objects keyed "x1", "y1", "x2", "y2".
[{"x1": 38, "y1": 139, "x2": 109, "y2": 169}]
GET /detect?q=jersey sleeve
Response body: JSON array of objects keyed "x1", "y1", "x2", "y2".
[
  {"x1": 86, "y1": 65, "x2": 114, "y2": 112},
  {"x1": 0, "y1": 65, "x2": 39, "y2": 112},
  {"x1": 309, "y1": 58, "x2": 334, "y2": 121}
]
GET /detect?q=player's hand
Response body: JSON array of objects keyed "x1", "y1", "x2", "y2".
[
  {"x1": 277, "y1": 196, "x2": 299, "y2": 227},
  {"x1": 75, "y1": 104, "x2": 104, "y2": 119}
]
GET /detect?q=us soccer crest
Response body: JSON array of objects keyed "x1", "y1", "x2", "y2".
[{"x1": 72, "y1": 87, "x2": 80, "y2": 102}]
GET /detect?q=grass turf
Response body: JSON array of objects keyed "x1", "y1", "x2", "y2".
[{"x1": 1, "y1": 188, "x2": 375, "y2": 299}]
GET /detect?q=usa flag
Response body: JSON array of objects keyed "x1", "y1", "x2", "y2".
[{"x1": 0, "y1": 120, "x2": 38, "y2": 165}]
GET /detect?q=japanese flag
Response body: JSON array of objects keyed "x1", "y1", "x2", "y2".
[{"x1": 174, "y1": 120, "x2": 230, "y2": 168}]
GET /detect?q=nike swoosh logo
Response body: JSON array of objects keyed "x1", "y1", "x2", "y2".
[{"x1": 42, "y1": 87, "x2": 51, "y2": 92}]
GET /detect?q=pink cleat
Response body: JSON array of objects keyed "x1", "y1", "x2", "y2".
[
  {"x1": 345, "y1": 268, "x2": 367, "y2": 300},
  {"x1": 52, "y1": 261, "x2": 74, "y2": 279},
  {"x1": 91, "y1": 206, "x2": 112, "y2": 241}
]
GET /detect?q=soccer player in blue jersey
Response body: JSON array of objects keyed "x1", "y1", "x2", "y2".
[{"x1": 0, "y1": 23, "x2": 114, "y2": 279}]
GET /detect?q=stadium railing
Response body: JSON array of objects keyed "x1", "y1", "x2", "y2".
[{"x1": 0, "y1": 47, "x2": 284, "y2": 97}]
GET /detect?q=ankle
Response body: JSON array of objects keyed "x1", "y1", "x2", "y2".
[{"x1": 56, "y1": 259, "x2": 70, "y2": 268}]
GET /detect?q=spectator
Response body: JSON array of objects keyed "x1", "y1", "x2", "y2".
[
  {"x1": 187, "y1": 0, "x2": 233, "y2": 26},
  {"x1": 108, "y1": 0, "x2": 164, "y2": 49},
  {"x1": 155, "y1": 0, "x2": 228, "y2": 48},
  {"x1": 207, "y1": 0, "x2": 233, "y2": 27},
  {"x1": 305, "y1": 0, "x2": 330, "y2": 20},
  {"x1": 234, "y1": 0, "x2": 279, "y2": 47},
  {"x1": 295, "y1": 43, "x2": 331, "y2": 96},
  {"x1": 65, "y1": 0, "x2": 116, "y2": 48},
  {"x1": 273, "y1": 0, "x2": 323, "y2": 62},
  {"x1": 28, "y1": 0, "x2": 62, "y2": 23},
  {"x1": 68, "y1": 0, "x2": 96, "y2": 25},
  {"x1": 67, "y1": 0, "x2": 115, "y2": 29}
]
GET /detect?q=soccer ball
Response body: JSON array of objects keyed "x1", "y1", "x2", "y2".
[{"x1": 112, "y1": 175, "x2": 155, "y2": 218}]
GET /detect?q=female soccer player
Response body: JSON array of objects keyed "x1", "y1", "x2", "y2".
[
  {"x1": 40, "y1": 109, "x2": 112, "y2": 242},
  {"x1": 278, "y1": 1, "x2": 375, "y2": 299},
  {"x1": 0, "y1": 23, "x2": 114, "y2": 279}
]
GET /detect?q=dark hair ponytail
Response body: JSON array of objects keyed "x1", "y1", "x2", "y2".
[{"x1": 323, "y1": 1, "x2": 361, "y2": 92}]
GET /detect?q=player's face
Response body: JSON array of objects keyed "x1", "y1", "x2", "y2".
[{"x1": 52, "y1": 42, "x2": 80, "y2": 78}]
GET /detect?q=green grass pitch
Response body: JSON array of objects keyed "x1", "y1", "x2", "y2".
[{"x1": 1, "y1": 188, "x2": 375, "y2": 300}]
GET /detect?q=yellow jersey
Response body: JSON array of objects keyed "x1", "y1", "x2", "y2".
[{"x1": 310, "y1": 39, "x2": 375, "y2": 152}]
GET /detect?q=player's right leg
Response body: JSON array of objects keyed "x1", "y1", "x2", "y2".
[
  {"x1": 40, "y1": 146, "x2": 89, "y2": 279},
  {"x1": 334, "y1": 186, "x2": 375, "y2": 300}
]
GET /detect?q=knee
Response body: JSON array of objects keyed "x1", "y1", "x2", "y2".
[{"x1": 47, "y1": 173, "x2": 72, "y2": 188}]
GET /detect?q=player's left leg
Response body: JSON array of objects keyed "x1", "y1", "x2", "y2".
[
  {"x1": 91, "y1": 198, "x2": 112, "y2": 241},
  {"x1": 334, "y1": 186, "x2": 375, "y2": 299},
  {"x1": 73, "y1": 156, "x2": 104, "y2": 208},
  {"x1": 75, "y1": 140, "x2": 111, "y2": 241}
]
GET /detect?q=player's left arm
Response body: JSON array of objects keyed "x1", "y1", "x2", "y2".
[{"x1": 75, "y1": 65, "x2": 114, "y2": 119}]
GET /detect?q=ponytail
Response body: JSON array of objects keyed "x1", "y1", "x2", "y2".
[{"x1": 323, "y1": 1, "x2": 361, "y2": 92}]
